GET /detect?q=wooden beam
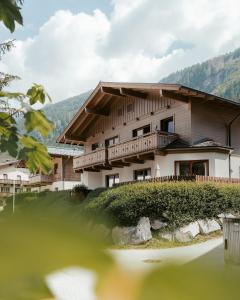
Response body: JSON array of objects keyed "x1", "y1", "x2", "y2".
[
  {"x1": 110, "y1": 161, "x2": 130, "y2": 167},
  {"x1": 101, "y1": 86, "x2": 125, "y2": 98},
  {"x1": 123, "y1": 157, "x2": 144, "y2": 164},
  {"x1": 84, "y1": 168, "x2": 100, "y2": 172},
  {"x1": 85, "y1": 107, "x2": 109, "y2": 116},
  {"x1": 120, "y1": 88, "x2": 148, "y2": 99},
  {"x1": 138, "y1": 153, "x2": 155, "y2": 160},
  {"x1": 161, "y1": 90, "x2": 189, "y2": 103}
]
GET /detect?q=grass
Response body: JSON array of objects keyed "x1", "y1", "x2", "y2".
[{"x1": 111, "y1": 231, "x2": 223, "y2": 250}]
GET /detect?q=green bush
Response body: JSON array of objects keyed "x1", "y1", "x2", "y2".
[{"x1": 84, "y1": 182, "x2": 240, "y2": 229}]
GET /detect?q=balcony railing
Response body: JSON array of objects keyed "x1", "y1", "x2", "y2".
[
  {"x1": 0, "y1": 179, "x2": 29, "y2": 185},
  {"x1": 108, "y1": 131, "x2": 178, "y2": 161},
  {"x1": 29, "y1": 174, "x2": 54, "y2": 186},
  {"x1": 53, "y1": 174, "x2": 81, "y2": 182},
  {"x1": 73, "y1": 148, "x2": 107, "y2": 170}
]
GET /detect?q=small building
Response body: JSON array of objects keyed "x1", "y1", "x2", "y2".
[
  {"x1": 30, "y1": 147, "x2": 83, "y2": 192},
  {"x1": 0, "y1": 153, "x2": 30, "y2": 197},
  {"x1": 57, "y1": 82, "x2": 240, "y2": 189}
]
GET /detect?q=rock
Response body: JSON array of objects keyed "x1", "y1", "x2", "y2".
[
  {"x1": 179, "y1": 222, "x2": 200, "y2": 238},
  {"x1": 174, "y1": 230, "x2": 192, "y2": 243},
  {"x1": 159, "y1": 232, "x2": 174, "y2": 242},
  {"x1": 150, "y1": 219, "x2": 167, "y2": 230},
  {"x1": 112, "y1": 217, "x2": 152, "y2": 245},
  {"x1": 218, "y1": 213, "x2": 236, "y2": 224},
  {"x1": 197, "y1": 219, "x2": 221, "y2": 235}
]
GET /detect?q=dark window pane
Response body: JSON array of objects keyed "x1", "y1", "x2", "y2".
[
  {"x1": 161, "y1": 117, "x2": 174, "y2": 133},
  {"x1": 92, "y1": 143, "x2": 99, "y2": 151},
  {"x1": 133, "y1": 125, "x2": 150, "y2": 137},
  {"x1": 179, "y1": 162, "x2": 191, "y2": 176},
  {"x1": 134, "y1": 168, "x2": 151, "y2": 181},
  {"x1": 192, "y1": 162, "x2": 206, "y2": 176},
  {"x1": 106, "y1": 174, "x2": 119, "y2": 187}
]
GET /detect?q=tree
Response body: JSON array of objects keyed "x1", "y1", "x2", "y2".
[{"x1": 0, "y1": 0, "x2": 54, "y2": 173}]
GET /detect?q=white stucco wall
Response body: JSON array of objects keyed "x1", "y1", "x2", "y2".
[
  {"x1": 0, "y1": 166, "x2": 30, "y2": 181},
  {"x1": 230, "y1": 155, "x2": 240, "y2": 179},
  {"x1": 81, "y1": 151, "x2": 234, "y2": 189}
]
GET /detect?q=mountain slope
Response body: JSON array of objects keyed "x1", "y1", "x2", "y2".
[
  {"x1": 161, "y1": 47, "x2": 240, "y2": 102},
  {"x1": 36, "y1": 91, "x2": 91, "y2": 146}
]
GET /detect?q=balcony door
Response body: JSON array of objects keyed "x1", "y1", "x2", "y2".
[
  {"x1": 161, "y1": 117, "x2": 174, "y2": 133},
  {"x1": 106, "y1": 174, "x2": 119, "y2": 187}
]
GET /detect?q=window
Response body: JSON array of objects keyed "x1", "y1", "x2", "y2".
[
  {"x1": 161, "y1": 117, "x2": 174, "y2": 133},
  {"x1": 133, "y1": 125, "x2": 151, "y2": 137},
  {"x1": 134, "y1": 168, "x2": 151, "y2": 181},
  {"x1": 175, "y1": 160, "x2": 209, "y2": 176},
  {"x1": 1, "y1": 187, "x2": 10, "y2": 193},
  {"x1": 17, "y1": 175, "x2": 21, "y2": 181},
  {"x1": 54, "y1": 163, "x2": 59, "y2": 175},
  {"x1": 105, "y1": 136, "x2": 119, "y2": 147},
  {"x1": 106, "y1": 174, "x2": 119, "y2": 187},
  {"x1": 3, "y1": 174, "x2": 7, "y2": 180},
  {"x1": 92, "y1": 143, "x2": 99, "y2": 151}
]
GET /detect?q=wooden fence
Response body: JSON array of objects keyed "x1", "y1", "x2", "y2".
[{"x1": 115, "y1": 175, "x2": 240, "y2": 187}]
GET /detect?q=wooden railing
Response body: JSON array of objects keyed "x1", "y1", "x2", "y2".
[
  {"x1": 53, "y1": 174, "x2": 81, "y2": 181},
  {"x1": 108, "y1": 131, "x2": 178, "y2": 161},
  {"x1": 0, "y1": 179, "x2": 29, "y2": 185},
  {"x1": 115, "y1": 175, "x2": 240, "y2": 187},
  {"x1": 73, "y1": 148, "x2": 107, "y2": 170},
  {"x1": 29, "y1": 174, "x2": 54, "y2": 185}
]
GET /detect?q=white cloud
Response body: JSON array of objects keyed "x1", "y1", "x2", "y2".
[{"x1": 2, "y1": 0, "x2": 240, "y2": 102}]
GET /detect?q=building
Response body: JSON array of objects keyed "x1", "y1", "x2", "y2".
[
  {"x1": 30, "y1": 147, "x2": 83, "y2": 192},
  {"x1": 0, "y1": 154, "x2": 30, "y2": 197},
  {"x1": 57, "y1": 82, "x2": 240, "y2": 189}
]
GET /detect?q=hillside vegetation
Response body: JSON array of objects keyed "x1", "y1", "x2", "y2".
[{"x1": 161, "y1": 48, "x2": 240, "y2": 101}]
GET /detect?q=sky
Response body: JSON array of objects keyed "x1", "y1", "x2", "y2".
[{"x1": 1, "y1": 0, "x2": 240, "y2": 102}]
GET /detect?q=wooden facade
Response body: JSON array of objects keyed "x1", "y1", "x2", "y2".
[{"x1": 57, "y1": 82, "x2": 240, "y2": 185}]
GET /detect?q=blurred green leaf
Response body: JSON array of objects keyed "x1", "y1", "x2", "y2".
[
  {"x1": 27, "y1": 83, "x2": 52, "y2": 105},
  {"x1": 19, "y1": 136, "x2": 53, "y2": 173},
  {"x1": 24, "y1": 110, "x2": 54, "y2": 137},
  {"x1": 0, "y1": 0, "x2": 23, "y2": 33}
]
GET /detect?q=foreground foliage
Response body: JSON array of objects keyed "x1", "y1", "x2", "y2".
[
  {"x1": 0, "y1": 0, "x2": 54, "y2": 173},
  {"x1": 1, "y1": 190, "x2": 240, "y2": 299},
  {"x1": 84, "y1": 182, "x2": 240, "y2": 228}
]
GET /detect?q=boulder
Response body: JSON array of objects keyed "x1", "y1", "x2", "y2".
[
  {"x1": 150, "y1": 219, "x2": 167, "y2": 230},
  {"x1": 112, "y1": 217, "x2": 152, "y2": 245},
  {"x1": 174, "y1": 230, "x2": 192, "y2": 243},
  {"x1": 159, "y1": 232, "x2": 174, "y2": 242},
  {"x1": 197, "y1": 219, "x2": 221, "y2": 235},
  {"x1": 218, "y1": 213, "x2": 236, "y2": 224},
  {"x1": 179, "y1": 222, "x2": 200, "y2": 238}
]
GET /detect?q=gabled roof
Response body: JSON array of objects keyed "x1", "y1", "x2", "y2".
[{"x1": 57, "y1": 81, "x2": 240, "y2": 145}]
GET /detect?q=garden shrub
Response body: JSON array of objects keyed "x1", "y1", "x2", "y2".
[{"x1": 84, "y1": 181, "x2": 240, "y2": 229}]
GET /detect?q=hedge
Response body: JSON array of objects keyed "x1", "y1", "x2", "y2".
[{"x1": 84, "y1": 181, "x2": 240, "y2": 229}]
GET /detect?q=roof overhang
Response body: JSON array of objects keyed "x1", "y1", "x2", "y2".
[{"x1": 57, "y1": 81, "x2": 240, "y2": 145}]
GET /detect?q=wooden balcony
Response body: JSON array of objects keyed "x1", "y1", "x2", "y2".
[
  {"x1": 73, "y1": 132, "x2": 178, "y2": 172},
  {"x1": 73, "y1": 148, "x2": 108, "y2": 172},
  {"x1": 53, "y1": 174, "x2": 81, "y2": 182},
  {"x1": 108, "y1": 131, "x2": 178, "y2": 162},
  {"x1": 0, "y1": 179, "x2": 29, "y2": 186},
  {"x1": 29, "y1": 174, "x2": 54, "y2": 186}
]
